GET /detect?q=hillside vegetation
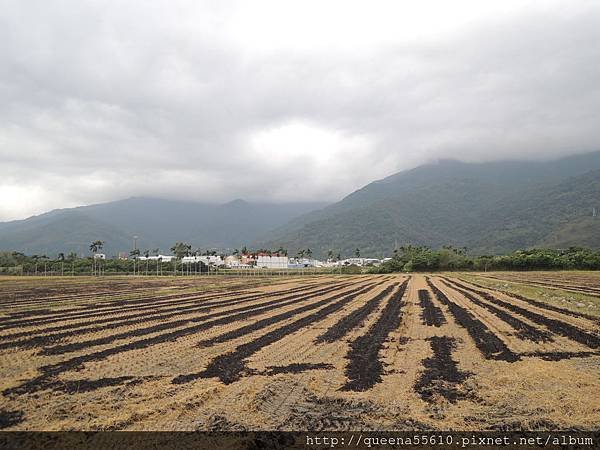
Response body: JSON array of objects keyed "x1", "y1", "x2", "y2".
[
  {"x1": 2, "y1": 151, "x2": 600, "y2": 258},
  {"x1": 0, "y1": 198, "x2": 327, "y2": 256},
  {"x1": 260, "y1": 151, "x2": 600, "y2": 257}
]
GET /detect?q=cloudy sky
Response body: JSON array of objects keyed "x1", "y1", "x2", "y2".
[{"x1": 1, "y1": 0, "x2": 600, "y2": 221}]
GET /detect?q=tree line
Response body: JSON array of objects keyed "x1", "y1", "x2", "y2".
[
  {"x1": 371, "y1": 246, "x2": 600, "y2": 273},
  {"x1": 4, "y1": 244, "x2": 600, "y2": 275}
]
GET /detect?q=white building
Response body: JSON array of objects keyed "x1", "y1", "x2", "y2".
[
  {"x1": 341, "y1": 258, "x2": 381, "y2": 266},
  {"x1": 288, "y1": 257, "x2": 321, "y2": 268},
  {"x1": 202, "y1": 255, "x2": 224, "y2": 266},
  {"x1": 257, "y1": 255, "x2": 289, "y2": 269},
  {"x1": 93, "y1": 253, "x2": 106, "y2": 260},
  {"x1": 139, "y1": 255, "x2": 175, "y2": 262},
  {"x1": 181, "y1": 255, "x2": 224, "y2": 266},
  {"x1": 363, "y1": 258, "x2": 382, "y2": 266},
  {"x1": 224, "y1": 255, "x2": 241, "y2": 268}
]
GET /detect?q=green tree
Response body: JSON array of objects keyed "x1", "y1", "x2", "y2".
[
  {"x1": 89, "y1": 240, "x2": 103, "y2": 253},
  {"x1": 170, "y1": 242, "x2": 191, "y2": 259},
  {"x1": 89, "y1": 240, "x2": 104, "y2": 276}
]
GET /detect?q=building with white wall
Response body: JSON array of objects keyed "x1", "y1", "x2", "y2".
[
  {"x1": 181, "y1": 255, "x2": 224, "y2": 266},
  {"x1": 341, "y1": 257, "x2": 381, "y2": 266},
  {"x1": 138, "y1": 255, "x2": 175, "y2": 262},
  {"x1": 257, "y1": 255, "x2": 289, "y2": 269}
]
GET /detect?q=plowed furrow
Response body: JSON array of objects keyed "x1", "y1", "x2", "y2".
[
  {"x1": 464, "y1": 278, "x2": 600, "y2": 325},
  {"x1": 314, "y1": 282, "x2": 401, "y2": 344},
  {"x1": 40, "y1": 281, "x2": 357, "y2": 356},
  {"x1": 0, "y1": 280, "x2": 326, "y2": 330},
  {"x1": 198, "y1": 282, "x2": 380, "y2": 348},
  {"x1": 0, "y1": 287, "x2": 261, "y2": 325},
  {"x1": 3, "y1": 280, "x2": 366, "y2": 395},
  {"x1": 418, "y1": 289, "x2": 446, "y2": 327},
  {"x1": 341, "y1": 280, "x2": 409, "y2": 392},
  {"x1": 449, "y1": 279, "x2": 600, "y2": 349},
  {"x1": 414, "y1": 336, "x2": 470, "y2": 403},
  {"x1": 440, "y1": 279, "x2": 552, "y2": 343},
  {"x1": 0, "y1": 281, "x2": 351, "y2": 350},
  {"x1": 481, "y1": 275, "x2": 600, "y2": 298},
  {"x1": 174, "y1": 282, "x2": 380, "y2": 385},
  {"x1": 426, "y1": 277, "x2": 519, "y2": 362}
]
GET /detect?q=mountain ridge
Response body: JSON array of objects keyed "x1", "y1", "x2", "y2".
[
  {"x1": 0, "y1": 197, "x2": 328, "y2": 256},
  {"x1": 3, "y1": 151, "x2": 600, "y2": 258},
  {"x1": 257, "y1": 151, "x2": 600, "y2": 257}
]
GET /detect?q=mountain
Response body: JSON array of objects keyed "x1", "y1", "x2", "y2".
[
  {"x1": 0, "y1": 198, "x2": 328, "y2": 256},
  {"x1": 3, "y1": 152, "x2": 600, "y2": 258},
  {"x1": 258, "y1": 151, "x2": 600, "y2": 257}
]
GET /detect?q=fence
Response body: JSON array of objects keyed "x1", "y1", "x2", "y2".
[{"x1": 0, "y1": 264, "x2": 361, "y2": 277}]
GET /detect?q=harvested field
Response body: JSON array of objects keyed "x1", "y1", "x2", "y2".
[
  {"x1": 418, "y1": 289, "x2": 446, "y2": 327},
  {"x1": 342, "y1": 280, "x2": 409, "y2": 391},
  {"x1": 414, "y1": 336, "x2": 470, "y2": 403},
  {"x1": 0, "y1": 273, "x2": 599, "y2": 431}
]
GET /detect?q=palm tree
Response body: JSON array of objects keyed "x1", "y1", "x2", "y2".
[
  {"x1": 306, "y1": 248, "x2": 312, "y2": 259},
  {"x1": 89, "y1": 240, "x2": 104, "y2": 276},
  {"x1": 327, "y1": 250, "x2": 334, "y2": 262},
  {"x1": 130, "y1": 249, "x2": 140, "y2": 275},
  {"x1": 170, "y1": 242, "x2": 191, "y2": 259},
  {"x1": 58, "y1": 253, "x2": 65, "y2": 276},
  {"x1": 355, "y1": 248, "x2": 361, "y2": 258},
  {"x1": 170, "y1": 242, "x2": 191, "y2": 276},
  {"x1": 143, "y1": 249, "x2": 150, "y2": 275},
  {"x1": 152, "y1": 248, "x2": 160, "y2": 275}
]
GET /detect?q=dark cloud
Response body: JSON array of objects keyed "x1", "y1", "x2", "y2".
[{"x1": 1, "y1": 1, "x2": 599, "y2": 220}]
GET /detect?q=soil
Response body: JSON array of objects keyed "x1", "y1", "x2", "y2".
[{"x1": 418, "y1": 289, "x2": 446, "y2": 327}]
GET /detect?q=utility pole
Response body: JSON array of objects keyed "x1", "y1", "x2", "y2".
[{"x1": 133, "y1": 235, "x2": 138, "y2": 276}]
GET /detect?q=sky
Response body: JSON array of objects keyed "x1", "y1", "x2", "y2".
[{"x1": 1, "y1": 0, "x2": 600, "y2": 221}]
